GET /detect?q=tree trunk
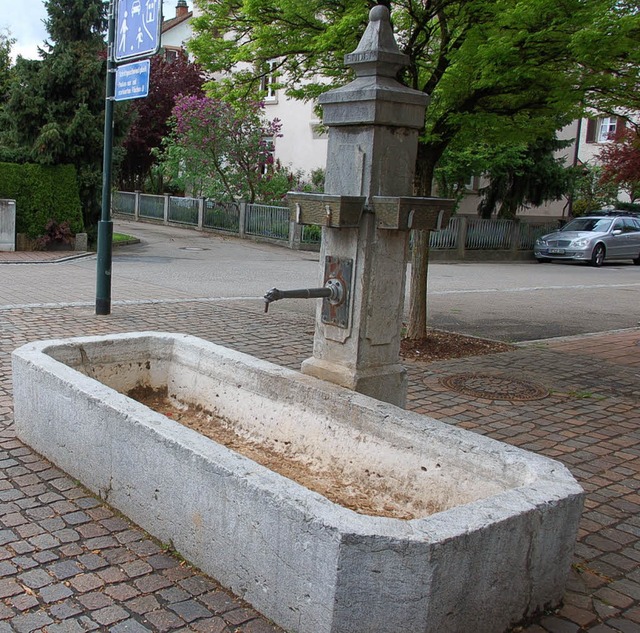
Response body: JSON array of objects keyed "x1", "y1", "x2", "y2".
[
  {"x1": 405, "y1": 144, "x2": 438, "y2": 341},
  {"x1": 406, "y1": 230, "x2": 430, "y2": 339}
]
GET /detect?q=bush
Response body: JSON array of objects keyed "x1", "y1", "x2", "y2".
[
  {"x1": 33, "y1": 220, "x2": 74, "y2": 250},
  {"x1": 0, "y1": 162, "x2": 84, "y2": 238},
  {"x1": 614, "y1": 201, "x2": 640, "y2": 213}
]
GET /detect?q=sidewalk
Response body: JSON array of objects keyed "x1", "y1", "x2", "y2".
[{"x1": 0, "y1": 263, "x2": 638, "y2": 630}]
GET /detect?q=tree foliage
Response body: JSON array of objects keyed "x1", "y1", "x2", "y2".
[
  {"x1": 0, "y1": 0, "x2": 108, "y2": 229},
  {"x1": 189, "y1": 0, "x2": 640, "y2": 338},
  {"x1": 0, "y1": 30, "x2": 14, "y2": 105},
  {"x1": 158, "y1": 95, "x2": 282, "y2": 202},
  {"x1": 598, "y1": 125, "x2": 640, "y2": 203},
  {"x1": 0, "y1": 162, "x2": 83, "y2": 238},
  {"x1": 476, "y1": 136, "x2": 576, "y2": 219},
  {"x1": 119, "y1": 53, "x2": 205, "y2": 191},
  {"x1": 571, "y1": 165, "x2": 619, "y2": 215}
]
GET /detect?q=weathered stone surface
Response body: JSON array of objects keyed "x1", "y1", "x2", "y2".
[{"x1": 13, "y1": 331, "x2": 584, "y2": 633}]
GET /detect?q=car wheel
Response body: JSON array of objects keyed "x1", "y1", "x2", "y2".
[
  {"x1": 590, "y1": 244, "x2": 605, "y2": 267},
  {"x1": 634, "y1": 254, "x2": 640, "y2": 265}
]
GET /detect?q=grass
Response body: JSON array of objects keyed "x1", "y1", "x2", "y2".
[{"x1": 113, "y1": 232, "x2": 136, "y2": 243}]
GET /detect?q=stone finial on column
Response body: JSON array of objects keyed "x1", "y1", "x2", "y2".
[{"x1": 344, "y1": 4, "x2": 407, "y2": 78}]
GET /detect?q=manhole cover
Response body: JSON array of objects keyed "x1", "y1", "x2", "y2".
[
  {"x1": 179, "y1": 247, "x2": 209, "y2": 251},
  {"x1": 439, "y1": 373, "x2": 549, "y2": 401}
]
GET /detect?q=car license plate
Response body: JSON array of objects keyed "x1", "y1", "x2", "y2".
[{"x1": 549, "y1": 248, "x2": 565, "y2": 254}]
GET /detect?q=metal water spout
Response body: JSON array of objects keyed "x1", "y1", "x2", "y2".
[{"x1": 263, "y1": 278, "x2": 346, "y2": 313}]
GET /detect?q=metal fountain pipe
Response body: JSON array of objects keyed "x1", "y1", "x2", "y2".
[{"x1": 263, "y1": 279, "x2": 345, "y2": 313}]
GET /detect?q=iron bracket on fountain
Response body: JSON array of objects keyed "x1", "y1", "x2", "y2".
[
  {"x1": 370, "y1": 196, "x2": 455, "y2": 231},
  {"x1": 287, "y1": 191, "x2": 455, "y2": 232}
]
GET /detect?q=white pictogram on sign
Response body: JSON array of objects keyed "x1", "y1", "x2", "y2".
[{"x1": 115, "y1": 0, "x2": 161, "y2": 62}]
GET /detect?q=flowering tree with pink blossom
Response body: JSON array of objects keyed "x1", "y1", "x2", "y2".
[{"x1": 159, "y1": 95, "x2": 283, "y2": 202}]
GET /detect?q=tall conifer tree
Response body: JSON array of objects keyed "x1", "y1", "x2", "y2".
[{"x1": 1, "y1": 0, "x2": 108, "y2": 228}]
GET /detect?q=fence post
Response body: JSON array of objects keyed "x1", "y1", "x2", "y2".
[
  {"x1": 198, "y1": 198, "x2": 205, "y2": 230},
  {"x1": 163, "y1": 194, "x2": 170, "y2": 225},
  {"x1": 289, "y1": 220, "x2": 303, "y2": 250},
  {"x1": 134, "y1": 191, "x2": 140, "y2": 221},
  {"x1": 456, "y1": 216, "x2": 467, "y2": 260},
  {"x1": 510, "y1": 220, "x2": 520, "y2": 253},
  {"x1": 239, "y1": 202, "x2": 247, "y2": 239}
]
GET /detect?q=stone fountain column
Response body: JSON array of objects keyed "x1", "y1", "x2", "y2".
[{"x1": 299, "y1": 5, "x2": 429, "y2": 407}]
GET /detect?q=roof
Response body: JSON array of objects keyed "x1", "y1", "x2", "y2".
[{"x1": 162, "y1": 12, "x2": 193, "y2": 34}]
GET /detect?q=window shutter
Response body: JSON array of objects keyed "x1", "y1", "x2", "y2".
[{"x1": 585, "y1": 118, "x2": 596, "y2": 143}]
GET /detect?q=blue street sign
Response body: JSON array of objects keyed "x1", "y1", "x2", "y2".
[
  {"x1": 114, "y1": 59, "x2": 150, "y2": 101},
  {"x1": 114, "y1": 0, "x2": 162, "y2": 63}
]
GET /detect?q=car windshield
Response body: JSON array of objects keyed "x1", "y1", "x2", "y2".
[{"x1": 561, "y1": 218, "x2": 613, "y2": 233}]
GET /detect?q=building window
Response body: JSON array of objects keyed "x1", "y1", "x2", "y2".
[
  {"x1": 586, "y1": 116, "x2": 623, "y2": 143},
  {"x1": 164, "y1": 48, "x2": 180, "y2": 62},
  {"x1": 598, "y1": 117, "x2": 617, "y2": 142},
  {"x1": 463, "y1": 175, "x2": 477, "y2": 191},
  {"x1": 260, "y1": 60, "x2": 278, "y2": 103}
]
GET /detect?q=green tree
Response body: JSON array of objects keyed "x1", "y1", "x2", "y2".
[
  {"x1": 0, "y1": 0, "x2": 108, "y2": 229},
  {"x1": 0, "y1": 30, "x2": 14, "y2": 103},
  {"x1": 119, "y1": 53, "x2": 205, "y2": 192},
  {"x1": 475, "y1": 136, "x2": 576, "y2": 219},
  {"x1": 571, "y1": 165, "x2": 619, "y2": 215},
  {"x1": 158, "y1": 95, "x2": 283, "y2": 202},
  {"x1": 189, "y1": 0, "x2": 640, "y2": 339}
]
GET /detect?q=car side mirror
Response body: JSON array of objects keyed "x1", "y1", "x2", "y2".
[{"x1": 612, "y1": 229, "x2": 623, "y2": 235}]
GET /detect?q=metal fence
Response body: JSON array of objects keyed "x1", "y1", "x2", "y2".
[
  {"x1": 429, "y1": 216, "x2": 459, "y2": 249},
  {"x1": 168, "y1": 196, "x2": 199, "y2": 225},
  {"x1": 139, "y1": 194, "x2": 164, "y2": 221},
  {"x1": 204, "y1": 200, "x2": 240, "y2": 233},
  {"x1": 245, "y1": 204, "x2": 290, "y2": 241},
  {"x1": 113, "y1": 191, "x2": 135, "y2": 216},
  {"x1": 519, "y1": 221, "x2": 558, "y2": 249},
  {"x1": 112, "y1": 191, "x2": 559, "y2": 258},
  {"x1": 465, "y1": 218, "x2": 513, "y2": 250}
]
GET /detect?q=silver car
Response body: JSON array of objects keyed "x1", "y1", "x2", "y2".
[{"x1": 534, "y1": 213, "x2": 640, "y2": 266}]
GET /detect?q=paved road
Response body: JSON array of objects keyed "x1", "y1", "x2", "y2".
[
  {"x1": 2, "y1": 220, "x2": 637, "y2": 342},
  {"x1": 0, "y1": 221, "x2": 639, "y2": 632},
  {"x1": 427, "y1": 260, "x2": 640, "y2": 341}
]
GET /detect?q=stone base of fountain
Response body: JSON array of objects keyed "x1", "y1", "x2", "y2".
[{"x1": 12, "y1": 332, "x2": 584, "y2": 633}]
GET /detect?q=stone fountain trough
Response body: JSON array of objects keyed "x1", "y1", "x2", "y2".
[{"x1": 12, "y1": 332, "x2": 584, "y2": 633}]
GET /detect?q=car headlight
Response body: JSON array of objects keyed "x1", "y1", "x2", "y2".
[
  {"x1": 535, "y1": 239, "x2": 547, "y2": 247},
  {"x1": 570, "y1": 238, "x2": 590, "y2": 248}
]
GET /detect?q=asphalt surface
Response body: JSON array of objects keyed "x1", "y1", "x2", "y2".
[
  {"x1": 5, "y1": 219, "x2": 637, "y2": 343},
  {"x1": 0, "y1": 220, "x2": 638, "y2": 633}
]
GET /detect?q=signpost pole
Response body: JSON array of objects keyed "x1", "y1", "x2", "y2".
[
  {"x1": 96, "y1": 0, "x2": 116, "y2": 315},
  {"x1": 96, "y1": 0, "x2": 161, "y2": 315}
]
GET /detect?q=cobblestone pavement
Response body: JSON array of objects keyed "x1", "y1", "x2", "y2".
[{"x1": 0, "y1": 256, "x2": 639, "y2": 630}]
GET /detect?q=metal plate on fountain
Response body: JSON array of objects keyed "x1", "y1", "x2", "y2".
[{"x1": 322, "y1": 256, "x2": 352, "y2": 328}]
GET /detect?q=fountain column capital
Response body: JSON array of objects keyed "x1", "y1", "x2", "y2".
[{"x1": 319, "y1": 4, "x2": 428, "y2": 130}]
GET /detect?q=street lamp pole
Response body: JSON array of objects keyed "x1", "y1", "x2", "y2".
[{"x1": 96, "y1": 0, "x2": 116, "y2": 315}]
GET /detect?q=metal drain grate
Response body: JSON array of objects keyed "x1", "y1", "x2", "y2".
[{"x1": 439, "y1": 373, "x2": 549, "y2": 401}]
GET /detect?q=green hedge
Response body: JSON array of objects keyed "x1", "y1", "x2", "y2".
[{"x1": 0, "y1": 163, "x2": 84, "y2": 238}]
